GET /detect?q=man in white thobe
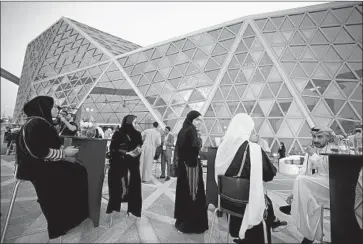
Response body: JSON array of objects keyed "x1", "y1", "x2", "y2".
[
  {"x1": 279, "y1": 126, "x2": 339, "y2": 244},
  {"x1": 139, "y1": 122, "x2": 161, "y2": 182}
]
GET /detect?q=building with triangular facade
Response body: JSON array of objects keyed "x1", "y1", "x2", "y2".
[{"x1": 13, "y1": 1, "x2": 362, "y2": 154}]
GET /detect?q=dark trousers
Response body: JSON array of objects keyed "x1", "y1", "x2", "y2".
[{"x1": 161, "y1": 150, "x2": 171, "y2": 177}]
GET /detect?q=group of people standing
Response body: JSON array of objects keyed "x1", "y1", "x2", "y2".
[{"x1": 13, "y1": 95, "x2": 362, "y2": 244}]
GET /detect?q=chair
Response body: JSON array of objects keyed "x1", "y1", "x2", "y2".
[
  {"x1": 209, "y1": 175, "x2": 269, "y2": 243},
  {"x1": 0, "y1": 161, "x2": 62, "y2": 243},
  {"x1": 320, "y1": 204, "x2": 330, "y2": 244},
  {"x1": 1, "y1": 164, "x2": 24, "y2": 243}
]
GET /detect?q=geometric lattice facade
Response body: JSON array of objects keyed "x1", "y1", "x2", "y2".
[{"x1": 14, "y1": 2, "x2": 362, "y2": 154}]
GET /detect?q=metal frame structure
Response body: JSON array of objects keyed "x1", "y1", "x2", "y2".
[{"x1": 13, "y1": 1, "x2": 362, "y2": 154}]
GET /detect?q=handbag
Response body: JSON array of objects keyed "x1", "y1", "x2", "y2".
[{"x1": 231, "y1": 143, "x2": 269, "y2": 219}]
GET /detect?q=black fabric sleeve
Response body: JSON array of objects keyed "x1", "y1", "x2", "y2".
[
  {"x1": 262, "y1": 149, "x2": 277, "y2": 182},
  {"x1": 184, "y1": 128, "x2": 200, "y2": 167},
  {"x1": 22, "y1": 119, "x2": 55, "y2": 159}
]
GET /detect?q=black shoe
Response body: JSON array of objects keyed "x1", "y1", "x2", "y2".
[
  {"x1": 279, "y1": 205, "x2": 291, "y2": 215},
  {"x1": 159, "y1": 175, "x2": 165, "y2": 179},
  {"x1": 165, "y1": 176, "x2": 170, "y2": 181},
  {"x1": 271, "y1": 219, "x2": 287, "y2": 232},
  {"x1": 233, "y1": 238, "x2": 246, "y2": 244},
  {"x1": 301, "y1": 237, "x2": 314, "y2": 244}
]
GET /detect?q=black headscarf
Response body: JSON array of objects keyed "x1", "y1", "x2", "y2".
[
  {"x1": 177, "y1": 110, "x2": 202, "y2": 201},
  {"x1": 23, "y1": 96, "x2": 54, "y2": 124},
  {"x1": 182, "y1": 110, "x2": 201, "y2": 129},
  {"x1": 119, "y1": 114, "x2": 142, "y2": 148}
]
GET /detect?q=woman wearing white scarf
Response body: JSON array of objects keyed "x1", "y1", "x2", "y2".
[{"x1": 215, "y1": 113, "x2": 276, "y2": 244}]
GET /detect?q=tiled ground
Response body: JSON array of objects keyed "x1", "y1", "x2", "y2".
[{"x1": 1, "y1": 155, "x2": 330, "y2": 243}]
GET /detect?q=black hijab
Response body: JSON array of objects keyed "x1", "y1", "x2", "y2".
[
  {"x1": 177, "y1": 110, "x2": 201, "y2": 150},
  {"x1": 119, "y1": 114, "x2": 142, "y2": 148},
  {"x1": 23, "y1": 96, "x2": 54, "y2": 124}
]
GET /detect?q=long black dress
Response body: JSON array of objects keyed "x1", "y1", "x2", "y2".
[
  {"x1": 225, "y1": 141, "x2": 277, "y2": 244},
  {"x1": 16, "y1": 96, "x2": 89, "y2": 239},
  {"x1": 174, "y1": 111, "x2": 208, "y2": 234},
  {"x1": 106, "y1": 115, "x2": 143, "y2": 217}
]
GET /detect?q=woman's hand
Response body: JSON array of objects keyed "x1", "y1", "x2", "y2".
[
  {"x1": 63, "y1": 146, "x2": 79, "y2": 157},
  {"x1": 64, "y1": 156, "x2": 77, "y2": 163},
  {"x1": 286, "y1": 194, "x2": 293, "y2": 204}
]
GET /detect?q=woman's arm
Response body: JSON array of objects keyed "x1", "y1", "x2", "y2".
[{"x1": 22, "y1": 119, "x2": 64, "y2": 161}]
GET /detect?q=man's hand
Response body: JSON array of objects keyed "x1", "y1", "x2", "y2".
[
  {"x1": 286, "y1": 194, "x2": 293, "y2": 204},
  {"x1": 305, "y1": 145, "x2": 317, "y2": 156}
]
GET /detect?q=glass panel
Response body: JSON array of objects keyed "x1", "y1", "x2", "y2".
[
  {"x1": 268, "y1": 118, "x2": 284, "y2": 134},
  {"x1": 243, "y1": 37, "x2": 255, "y2": 49},
  {"x1": 348, "y1": 45, "x2": 363, "y2": 61},
  {"x1": 227, "y1": 101, "x2": 239, "y2": 115},
  {"x1": 350, "y1": 85, "x2": 362, "y2": 100},
  {"x1": 235, "y1": 84, "x2": 248, "y2": 98},
  {"x1": 351, "y1": 101, "x2": 362, "y2": 118},
  {"x1": 271, "y1": 16, "x2": 284, "y2": 29},
  {"x1": 212, "y1": 88, "x2": 224, "y2": 102},
  {"x1": 268, "y1": 82, "x2": 282, "y2": 96},
  {"x1": 244, "y1": 25, "x2": 255, "y2": 37},
  {"x1": 260, "y1": 65, "x2": 273, "y2": 80},
  {"x1": 336, "y1": 64, "x2": 357, "y2": 79},
  {"x1": 278, "y1": 100, "x2": 292, "y2": 114},
  {"x1": 263, "y1": 20, "x2": 276, "y2": 32},
  {"x1": 299, "y1": 121, "x2": 312, "y2": 137},
  {"x1": 242, "y1": 101, "x2": 255, "y2": 114},
  {"x1": 311, "y1": 29, "x2": 329, "y2": 44},
  {"x1": 226, "y1": 87, "x2": 239, "y2": 101},
  {"x1": 313, "y1": 99, "x2": 332, "y2": 116},
  {"x1": 346, "y1": 8, "x2": 363, "y2": 24},
  {"x1": 345, "y1": 24, "x2": 362, "y2": 42},
  {"x1": 281, "y1": 17, "x2": 295, "y2": 30},
  {"x1": 259, "y1": 100, "x2": 274, "y2": 116},
  {"x1": 250, "y1": 83, "x2": 264, "y2": 97},
  {"x1": 300, "y1": 14, "x2": 315, "y2": 28},
  {"x1": 251, "y1": 103, "x2": 264, "y2": 117},
  {"x1": 260, "y1": 85, "x2": 274, "y2": 99},
  {"x1": 259, "y1": 121, "x2": 274, "y2": 137},
  {"x1": 335, "y1": 27, "x2": 355, "y2": 43},
  {"x1": 338, "y1": 103, "x2": 359, "y2": 120},
  {"x1": 336, "y1": 80, "x2": 358, "y2": 97},
  {"x1": 281, "y1": 47, "x2": 296, "y2": 61},
  {"x1": 322, "y1": 11, "x2": 341, "y2": 26},
  {"x1": 312, "y1": 79, "x2": 331, "y2": 95},
  {"x1": 255, "y1": 19, "x2": 267, "y2": 31},
  {"x1": 290, "y1": 13, "x2": 304, "y2": 28},
  {"x1": 330, "y1": 120, "x2": 343, "y2": 135},
  {"x1": 290, "y1": 31, "x2": 306, "y2": 45},
  {"x1": 325, "y1": 98, "x2": 345, "y2": 115},
  {"x1": 302, "y1": 96, "x2": 320, "y2": 111},
  {"x1": 269, "y1": 102, "x2": 284, "y2": 117},
  {"x1": 338, "y1": 119, "x2": 360, "y2": 134}
]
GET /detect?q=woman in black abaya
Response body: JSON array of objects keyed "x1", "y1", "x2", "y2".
[
  {"x1": 174, "y1": 110, "x2": 208, "y2": 234},
  {"x1": 107, "y1": 115, "x2": 143, "y2": 217},
  {"x1": 16, "y1": 96, "x2": 89, "y2": 240}
]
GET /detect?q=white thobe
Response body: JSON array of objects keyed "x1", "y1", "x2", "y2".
[
  {"x1": 139, "y1": 128, "x2": 161, "y2": 182},
  {"x1": 291, "y1": 145, "x2": 332, "y2": 241}
]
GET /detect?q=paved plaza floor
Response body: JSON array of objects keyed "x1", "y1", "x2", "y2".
[{"x1": 1, "y1": 155, "x2": 330, "y2": 243}]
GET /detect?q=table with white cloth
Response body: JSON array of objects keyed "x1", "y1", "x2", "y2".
[{"x1": 278, "y1": 155, "x2": 304, "y2": 175}]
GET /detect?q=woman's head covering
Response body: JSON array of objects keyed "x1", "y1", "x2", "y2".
[
  {"x1": 23, "y1": 96, "x2": 54, "y2": 123},
  {"x1": 215, "y1": 113, "x2": 266, "y2": 240},
  {"x1": 215, "y1": 113, "x2": 255, "y2": 179},
  {"x1": 119, "y1": 115, "x2": 142, "y2": 144},
  {"x1": 183, "y1": 110, "x2": 201, "y2": 128}
]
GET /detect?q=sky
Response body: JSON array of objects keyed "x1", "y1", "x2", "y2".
[{"x1": 1, "y1": 1, "x2": 325, "y2": 118}]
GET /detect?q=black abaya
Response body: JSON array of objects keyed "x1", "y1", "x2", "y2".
[
  {"x1": 225, "y1": 141, "x2": 276, "y2": 243},
  {"x1": 106, "y1": 115, "x2": 143, "y2": 217},
  {"x1": 174, "y1": 111, "x2": 208, "y2": 234},
  {"x1": 16, "y1": 96, "x2": 89, "y2": 239}
]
